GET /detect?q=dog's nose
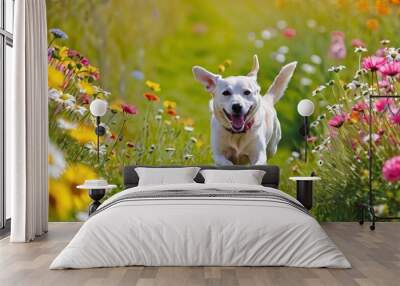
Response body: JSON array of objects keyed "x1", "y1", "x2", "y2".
[{"x1": 231, "y1": 103, "x2": 243, "y2": 114}]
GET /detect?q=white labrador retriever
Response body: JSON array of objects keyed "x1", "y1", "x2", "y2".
[{"x1": 193, "y1": 55, "x2": 297, "y2": 165}]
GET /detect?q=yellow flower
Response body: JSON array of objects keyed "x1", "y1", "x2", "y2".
[
  {"x1": 110, "y1": 100, "x2": 123, "y2": 113},
  {"x1": 366, "y1": 18, "x2": 379, "y2": 30},
  {"x1": 163, "y1": 100, "x2": 177, "y2": 109},
  {"x1": 78, "y1": 81, "x2": 97, "y2": 95},
  {"x1": 218, "y1": 64, "x2": 226, "y2": 73},
  {"x1": 182, "y1": 117, "x2": 195, "y2": 127},
  {"x1": 59, "y1": 46, "x2": 69, "y2": 60},
  {"x1": 224, "y1": 59, "x2": 232, "y2": 67},
  {"x1": 49, "y1": 179, "x2": 74, "y2": 220},
  {"x1": 376, "y1": 0, "x2": 391, "y2": 15},
  {"x1": 69, "y1": 124, "x2": 98, "y2": 144},
  {"x1": 63, "y1": 163, "x2": 97, "y2": 211},
  {"x1": 48, "y1": 66, "x2": 65, "y2": 89},
  {"x1": 275, "y1": 0, "x2": 285, "y2": 8},
  {"x1": 357, "y1": 0, "x2": 369, "y2": 12},
  {"x1": 164, "y1": 120, "x2": 172, "y2": 126},
  {"x1": 195, "y1": 138, "x2": 204, "y2": 149},
  {"x1": 145, "y1": 80, "x2": 161, "y2": 92}
]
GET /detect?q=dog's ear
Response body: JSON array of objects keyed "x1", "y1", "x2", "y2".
[
  {"x1": 266, "y1": 61, "x2": 297, "y2": 104},
  {"x1": 247, "y1": 55, "x2": 259, "y2": 78},
  {"x1": 192, "y1": 66, "x2": 221, "y2": 92}
]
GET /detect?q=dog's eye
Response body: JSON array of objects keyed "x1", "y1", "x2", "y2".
[
  {"x1": 222, "y1": 90, "x2": 232, "y2": 96},
  {"x1": 243, "y1": 90, "x2": 251, "y2": 96}
]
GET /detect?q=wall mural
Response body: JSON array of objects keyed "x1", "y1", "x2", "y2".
[{"x1": 47, "y1": 0, "x2": 400, "y2": 221}]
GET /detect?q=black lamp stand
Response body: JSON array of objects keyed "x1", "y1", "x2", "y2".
[
  {"x1": 359, "y1": 94, "x2": 400, "y2": 230},
  {"x1": 95, "y1": 116, "x2": 106, "y2": 163},
  {"x1": 299, "y1": 116, "x2": 309, "y2": 162}
]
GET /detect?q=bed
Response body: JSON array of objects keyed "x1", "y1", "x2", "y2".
[{"x1": 50, "y1": 165, "x2": 350, "y2": 269}]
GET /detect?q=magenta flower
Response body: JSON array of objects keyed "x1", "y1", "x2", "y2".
[
  {"x1": 362, "y1": 56, "x2": 386, "y2": 71},
  {"x1": 390, "y1": 113, "x2": 400, "y2": 124},
  {"x1": 379, "y1": 61, "x2": 400, "y2": 77},
  {"x1": 329, "y1": 31, "x2": 346, "y2": 60},
  {"x1": 374, "y1": 98, "x2": 394, "y2": 112},
  {"x1": 328, "y1": 113, "x2": 348, "y2": 128},
  {"x1": 121, "y1": 103, "x2": 138, "y2": 115},
  {"x1": 382, "y1": 156, "x2": 400, "y2": 182},
  {"x1": 351, "y1": 38, "x2": 365, "y2": 48},
  {"x1": 352, "y1": 101, "x2": 368, "y2": 112},
  {"x1": 81, "y1": 57, "x2": 90, "y2": 66},
  {"x1": 282, "y1": 27, "x2": 296, "y2": 38}
]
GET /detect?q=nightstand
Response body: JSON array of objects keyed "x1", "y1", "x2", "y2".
[
  {"x1": 77, "y1": 183, "x2": 116, "y2": 215},
  {"x1": 289, "y1": 176, "x2": 321, "y2": 210}
]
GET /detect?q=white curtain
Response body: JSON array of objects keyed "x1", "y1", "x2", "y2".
[{"x1": 8, "y1": 0, "x2": 48, "y2": 242}]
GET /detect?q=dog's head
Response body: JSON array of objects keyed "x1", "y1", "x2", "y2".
[{"x1": 193, "y1": 55, "x2": 297, "y2": 133}]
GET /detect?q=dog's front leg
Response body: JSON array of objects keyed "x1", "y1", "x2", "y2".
[
  {"x1": 248, "y1": 139, "x2": 267, "y2": 165},
  {"x1": 213, "y1": 152, "x2": 234, "y2": 166}
]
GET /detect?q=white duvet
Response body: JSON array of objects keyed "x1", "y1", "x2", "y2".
[{"x1": 50, "y1": 183, "x2": 351, "y2": 269}]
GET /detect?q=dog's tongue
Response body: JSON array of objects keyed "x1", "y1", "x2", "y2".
[{"x1": 232, "y1": 114, "x2": 245, "y2": 130}]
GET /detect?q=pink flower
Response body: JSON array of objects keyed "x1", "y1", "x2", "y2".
[
  {"x1": 374, "y1": 98, "x2": 394, "y2": 112},
  {"x1": 382, "y1": 156, "x2": 400, "y2": 182},
  {"x1": 282, "y1": 27, "x2": 296, "y2": 38},
  {"x1": 362, "y1": 56, "x2": 386, "y2": 71},
  {"x1": 121, "y1": 103, "x2": 138, "y2": 115},
  {"x1": 329, "y1": 31, "x2": 346, "y2": 60},
  {"x1": 390, "y1": 113, "x2": 400, "y2": 124},
  {"x1": 80, "y1": 57, "x2": 90, "y2": 66},
  {"x1": 352, "y1": 101, "x2": 368, "y2": 112},
  {"x1": 67, "y1": 49, "x2": 80, "y2": 58},
  {"x1": 379, "y1": 61, "x2": 400, "y2": 77},
  {"x1": 378, "y1": 79, "x2": 394, "y2": 93},
  {"x1": 306, "y1": 136, "x2": 317, "y2": 143},
  {"x1": 351, "y1": 38, "x2": 365, "y2": 48},
  {"x1": 328, "y1": 113, "x2": 348, "y2": 128}
]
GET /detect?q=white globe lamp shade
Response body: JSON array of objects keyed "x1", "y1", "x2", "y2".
[
  {"x1": 90, "y1": 99, "x2": 108, "y2": 117},
  {"x1": 297, "y1": 99, "x2": 315, "y2": 117}
]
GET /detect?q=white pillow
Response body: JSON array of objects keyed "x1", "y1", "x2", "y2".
[
  {"x1": 135, "y1": 167, "x2": 200, "y2": 186},
  {"x1": 200, "y1": 169, "x2": 265, "y2": 185}
]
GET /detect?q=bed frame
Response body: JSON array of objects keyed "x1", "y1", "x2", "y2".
[{"x1": 123, "y1": 165, "x2": 280, "y2": 189}]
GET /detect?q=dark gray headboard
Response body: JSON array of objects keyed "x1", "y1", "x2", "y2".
[{"x1": 123, "y1": 165, "x2": 280, "y2": 189}]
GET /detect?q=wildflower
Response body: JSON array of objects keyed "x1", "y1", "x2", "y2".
[
  {"x1": 366, "y1": 19, "x2": 379, "y2": 31},
  {"x1": 48, "y1": 142, "x2": 66, "y2": 178},
  {"x1": 126, "y1": 142, "x2": 135, "y2": 148},
  {"x1": 282, "y1": 27, "x2": 296, "y2": 38},
  {"x1": 144, "y1": 93, "x2": 160, "y2": 102},
  {"x1": 307, "y1": 136, "x2": 317, "y2": 143},
  {"x1": 121, "y1": 103, "x2": 138, "y2": 115},
  {"x1": 300, "y1": 77, "x2": 312, "y2": 86},
  {"x1": 78, "y1": 81, "x2": 97, "y2": 95},
  {"x1": 165, "y1": 147, "x2": 176, "y2": 153},
  {"x1": 382, "y1": 156, "x2": 400, "y2": 182},
  {"x1": 328, "y1": 113, "x2": 348, "y2": 128},
  {"x1": 379, "y1": 61, "x2": 400, "y2": 77},
  {"x1": 80, "y1": 57, "x2": 90, "y2": 66},
  {"x1": 131, "y1": 70, "x2": 144, "y2": 80},
  {"x1": 149, "y1": 144, "x2": 156, "y2": 153},
  {"x1": 302, "y1": 63, "x2": 316, "y2": 74},
  {"x1": 273, "y1": 53, "x2": 285, "y2": 63},
  {"x1": 50, "y1": 28, "x2": 68, "y2": 40},
  {"x1": 329, "y1": 31, "x2": 346, "y2": 60},
  {"x1": 164, "y1": 120, "x2": 172, "y2": 126},
  {"x1": 328, "y1": 65, "x2": 346, "y2": 73},
  {"x1": 317, "y1": 114, "x2": 326, "y2": 120},
  {"x1": 276, "y1": 20, "x2": 287, "y2": 30},
  {"x1": 390, "y1": 113, "x2": 400, "y2": 124},
  {"x1": 376, "y1": 0, "x2": 391, "y2": 15},
  {"x1": 184, "y1": 126, "x2": 194, "y2": 132},
  {"x1": 357, "y1": 0, "x2": 369, "y2": 12},
  {"x1": 182, "y1": 117, "x2": 194, "y2": 127},
  {"x1": 57, "y1": 118, "x2": 77, "y2": 130},
  {"x1": 66, "y1": 104, "x2": 87, "y2": 116},
  {"x1": 292, "y1": 151, "x2": 300, "y2": 158},
  {"x1": 145, "y1": 80, "x2": 161, "y2": 92},
  {"x1": 380, "y1": 39, "x2": 390, "y2": 46},
  {"x1": 48, "y1": 66, "x2": 65, "y2": 89},
  {"x1": 354, "y1": 47, "x2": 368, "y2": 53},
  {"x1": 352, "y1": 101, "x2": 368, "y2": 112},
  {"x1": 190, "y1": 137, "x2": 198, "y2": 143},
  {"x1": 218, "y1": 64, "x2": 226, "y2": 73},
  {"x1": 310, "y1": 55, "x2": 322, "y2": 65},
  {"x1": 310, "y1": 120, "x2": 319, "y2": 128},
  {"x1": 166, "y1": 108, "x2": 177, "y2": 116},
  {"x1": 278, "y1": 46, "x2": 289, "y2": 54},
  {"x1": 85, "y1": 142, "x2": 106, "y2": 155},
  {"x1": 224, "y1": 59, "x2": 232, "y2": 66},
  {"x1": 306, "y1": 19, "x2": 317, "y2": 29},
  {"x1": 254, "y1": 40, "x2": 264, "y2": 48},
  {"x1": 184, "y1": 154, "x2": 193, "y2": 160},
  {"x1": 261, "y1": 29, "x2": 273, "y2": 40},
  {"x1": 163, "y1": 100, "x2": 177, "y2": 110},
  {"x1": 69, "y1": 124, "x2": 98, "y2": 144},
  {"x1": 317, "y1": 159, "x2": 324, "y2": 167},
  {"x1": 312, "y1": 85, "x2": 326, "y2": 96},
  {"x1": 155, "y1": 115, "x2": 162, "y2": 121},
  {"x1": 326, "y1": 80, "x2": 335, "y2": 86}
]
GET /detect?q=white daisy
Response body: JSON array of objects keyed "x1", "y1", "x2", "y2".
[
  {"x1": 48, "y1": 142, "x2": 66, "y2": 179},
  {"x1": 302, "y1": 63, "x2": 316, "y2": 74},
  {"x1": 57, "y1": 118, "x2": 77, "y2": 130}
]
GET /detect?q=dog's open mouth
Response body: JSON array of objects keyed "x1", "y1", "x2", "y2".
[{"x1": 223, "y1": 106, "x2": 253, "y2": 132}]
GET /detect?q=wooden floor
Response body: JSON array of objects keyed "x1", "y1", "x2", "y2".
[{"x1": 0, "y1": 222, "x2": 399, "y2": 286}]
